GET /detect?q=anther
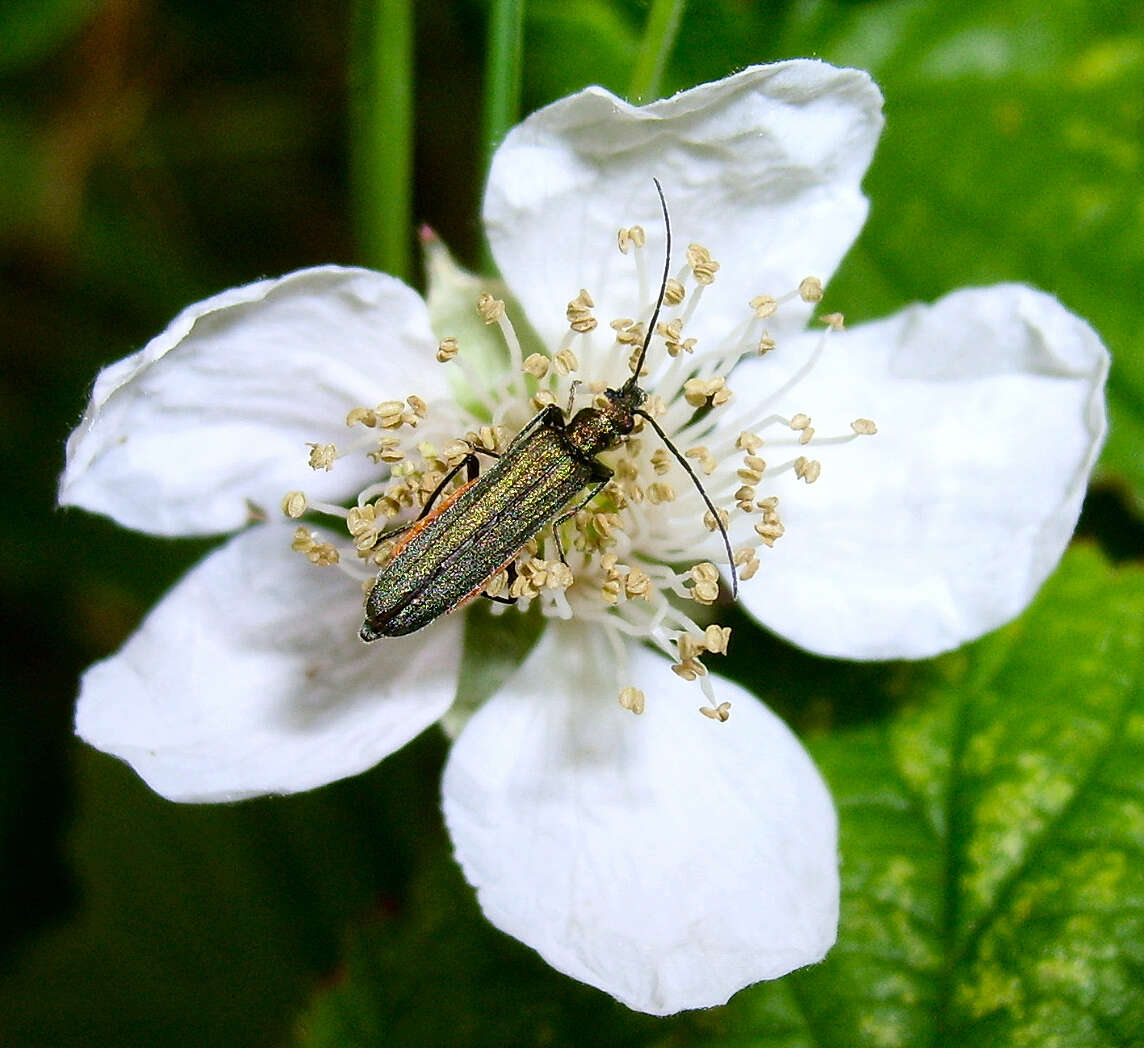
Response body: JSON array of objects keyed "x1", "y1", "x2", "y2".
[
  {"x1": 307, "y1": 443, "x2": 337, "y2": 471},
  {"x1": 704, "y1": 624, "x2": 731, "y2": 655},
  {"x1": 553, "y1": 347, "x2": 579, "y2": 375},
  {"x1": 750, "y1": 294, "x2": 778, "y2": 319},
  {"x1": 663, "y1": 278, "x2": 686, "y2": 305},
  {"x1": 699, "y1": 701, "x2": 732, "y2": 722},
  {"x1": 566, "y1": 290, "x2": 597, "y2": 333},
  {"x1": 685, "y1": 445, "x2": 717, "y2": 475},
  {"x1": 820, "y1": 312, "x2": 845, "y2": 331},
  {"x1": 793, "y1": 457, "x2": 822, "y2": 483},
  {"x1": 281, "y1": 491, "x2": 308, "y2": 518},
  {"x1": 650, "y1": 448, "x2": 672, "y2": 476},
  {"x1": 436, "y1": 336, "x2": 459, "y2": 362},
  {"x1": 476, "y1": 294, "x2": 506, "y2": 324},
  {"x1": 851, "y1": 418, "x2": 878, "y2": 435},
  {"x1": 703, "y1": 507, "x2": 729, "y2": 532},
  {"x1": 689, "y1": 562, "x2": 721, "y2": 605},
  {"x1": 686, "y1": 244, "x2": 720, "y2": 285},
  {"x1": 757, "y1": 333, "x2": 777, "y2": 355},
  {"x1": 522, "y1": 353, "x2": 550, "y2": 380},
  {"x1": 798, "y1": 276, "x2": 824, "y2": 303},
  {"x1": 736, "y1": 431, "x2": 764, "y2": 453},
  {"x1": 672, "y1": 657, "x2": 707, "y2": 681},
  {"x1": 617, "y1": 226, "x2": 646, "y2": 254},
  {"x1": 619, "y1": 686, "x2": 646, "y2": 714}
]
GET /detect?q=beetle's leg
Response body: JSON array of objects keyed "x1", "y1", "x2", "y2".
[
  {"x1": 482, "y1": 561, "x2": 519, "y2": 605},
  {"x1": 565, "y1": 379, "x2": 581, "y2": 417},
  {"x1": 417, "y1": 443, "x2": 499, "y2": 521},
  {"x1": 549, "y1": 469, "x2": 612, "y2": 564}
]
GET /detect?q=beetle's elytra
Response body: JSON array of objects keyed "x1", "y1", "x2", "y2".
[{"x1": 359, "y1": 180, "x2": 736, "y2": 642}]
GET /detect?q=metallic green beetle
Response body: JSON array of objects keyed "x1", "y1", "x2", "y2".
[{"x1": 359, "y1": 181, "x2": 736, "y2": 642}]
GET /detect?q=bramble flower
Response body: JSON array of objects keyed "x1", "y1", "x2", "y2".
[{"x1": 59, "y1": 61, "x2": 1108, "y2": 1014}]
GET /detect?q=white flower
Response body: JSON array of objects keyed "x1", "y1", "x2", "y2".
[{"x1": 58, "y1": 61, "x2": 1108, "y2": 1015}]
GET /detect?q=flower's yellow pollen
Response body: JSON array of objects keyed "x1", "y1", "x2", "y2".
[
  {"x1": 750, "y1": 293, "x2": 779, "y2": 319},
  {"x1": 757, "y1": 332, "x2": 777, "y2": 355},
  {"x1": 616, "y1": 225, "x2": 646, "y2": 254},
  {"x1": 553, "y1": 347, "x2": 579, "y2": 376},
  {"x1": 436, "y1": 336, "x2": 460, "y2": 362},
  {"x1": 699, "y1": 701, "x2": 732, "y2": 722},
  {"x1": 547, "y1": 561, "x2": 575, "y2": 590},
  {"x1": 704, "y1": 624, "x2": 732, "y2": 655},
  {"x1": 704, "y1": 507, "x2": 730, "y2": 532},
  {"x1": 686, "y1": 243, "x2": 720, "y2": 285},
  {"x1": 407, "y1": 395, "x2": 428, "y2": 419},
  {"x1": 566, "y1": 290, "x2": 597, "y2": 333},
  {"x1": 672, "y1": 657, "x2": 707, "y2": 681},
  {"x1": 650, "y1": 448, "x2": 672, "y2": 476},
  {"x1": 646, "y1": 482, "x2": 676, "y2": 505},
  {"x1": 522, "y1": 353, "x2": 550, "y2": 380},
  {"x1": 688, "y1": 562, "x2": 721, "y2": 605},
  {"x1": 683, "y1": 376, "x2": 731, "y2": 408},
  {"x1": 281, "y1": 491, "x2": 308, "y2": 518},
  {"x1": 735, "y1": 547, "x2": 760, "y2": 581},
  {"x1": 611, "y1": 318, "x2": 646, "y2": 347},
  {"x1": 736, "y1": 431, "x2": 764, "y2": 453},
  {"x1": 532, "y1": 389, "x2": 557, "y2": 410},
  {"x1": 793, "y1": 456, "x2": 822, "y2": 483},
  {"x1": 738, "y1": 455, "x2": 766, "y2": 484},
  {"x1": 291, "y1": 527, "x2": 340, "y2": 566},
  {"x1": 820, "y1": 311, "x2": 845, "y2": 331},
  {"x1": 618, "y1": 686, "x2": 645, "y2": 714},
  {"x1": 789, "y1": 413, "x2": 811, "y2": 430},
  {"x1": 851, "y1": 418, "x2": 878, "y2": 435},
  {"x1": 476, "y1": 293, "x2": 506, "y2": 324},
  {"x1": 685, "y1": 445, "x2": 718, "y2": 476},
  {"x1": 346, "y1": 406, "x2": 377, "y2": 428},
  {"x1": 663, "y1": 277, "x2": 686, "y2": 305},
  {"x1": 307, "y1": 443, "x2": 338, "y2": 471},
  {"x1": 798, "y1": 276, "x2": 824, "y2": 303}
]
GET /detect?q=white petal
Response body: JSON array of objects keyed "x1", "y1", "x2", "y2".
[
  {"x1": 59, "y1": 267, "x2": 447, "y2": 536},
  {"x1": 75, "y1": 524, "x2": 461, "y2": 801},
  {"x1": 736, "y1": 285, "x2": 1109, "y2": 659},
  {"x1": 485, "y1": 61, "x2": 883, "y2": 359},
  {"x1": 442, "y1": 624, "x2": 838, "y2": 1015}
]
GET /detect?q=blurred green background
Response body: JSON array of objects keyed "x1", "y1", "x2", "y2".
[{"x1": 2, "y1": 1, "x2": 1142, "y2": 1045}]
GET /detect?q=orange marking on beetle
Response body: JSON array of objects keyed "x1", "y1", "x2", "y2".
[{"x1": 389, "y1": 476, "x2": 479, "y2": 559}]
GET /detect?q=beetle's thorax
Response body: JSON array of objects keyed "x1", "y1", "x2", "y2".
[{"x1": 565, "y1": 384, "x2": 646, "y2": 458}]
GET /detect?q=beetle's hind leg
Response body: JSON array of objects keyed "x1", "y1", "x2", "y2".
[
  {"x1": 549, "y1": 469, "x2": 611, "y2": 564},
  {"x1": 417, "y1": 443, "x2": 499, "y2": 522}
]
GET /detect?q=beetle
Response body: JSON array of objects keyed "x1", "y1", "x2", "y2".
[{"x1": 359, "y1": 180, "x2": 737, "y2": 642}]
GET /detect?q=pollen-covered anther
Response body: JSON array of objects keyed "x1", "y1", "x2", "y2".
[
  {"x1": 663, "y1": 277, "x2": 686, "y2": 305},
  {"x1": 485, "y1": 569, "x2": 509, "y2": 599},
  {"x1": 616, "y1": 225, "x2": 646, "y2": 254},
  {"x1": 407, "y1": 395, "x2": 428, "y2": 419},
  {"x1": 522, "y1": 353, "x2": 550, "y2": 380},
  {"x1": 750, "y1": 294, "x2": 779, "y2": 319},
  {"x1": 476, "y1": 293, "x2": 506, "y2": 324},
  {"x1": 798, "y1": 276, "x2": 824, "y2": 303},
  {"x1": 649, "y1": 448, "x2": 672, "y2": 476},
  {"x1": 367, "y1": 436, "x2": 404, "y2": 465},
  {"x1": 737, "y1": 455, "x2": 766, "y2": 484},
  {"x1": 657, "y1": 317, "x2": 695, "y2": 357},
  {"x1": 688, "y1": 562, "x2": 721, "y2": 605},
  {"x1": 566, "y1": 290, "x2": 597, "y2": 333},
  {"x1": 672, "y1": 657, "x2": 707, "y2": 682},
  {"x1": 346, "y1": 406, "x2": 378, "y2": 428},
  {"x1": 307, "y1": 443, "x2": 337, "y2": 471},
  {"x1": 736, "y1": 430, "x2": 764, "y2": 453},
  {"x1": 820, "y1": 312, "x2": 845, "y2": 331},
  {"x1": 346, "y1": 504, "x2": 381, "y2": 551},
  {"x1": 686, "y1": 243, "x2": 720, "y2": 285},
  {"x1": 618, "y1": 686, "x2": 646, "y2": 715},
  {"x1": 281, "y1": 491, "x2": 308, "y2": 518},
  {"x1": 794, "y1": 456, "x2": 822, "y2": 484},
  {"x1": 685, "y1": 445, "x2": 717, "y2": 476},
  {"x1": 683, "y1": 376, "x2": 731, "y2": 408},
  {"x1": 645, "y1": 482, "x2": 676, "y2": 505},
  {"x1": 851, "y1": 418, "x2": 878, "y2": 435},
  {"x1": 754, "y1": 519, "x2": 785, "y2": 547},
  {"x1": 735, "y1": 485, "x2": 756, "y2": 512},
  {"x1": 703, "y1": 507, "x2": 730, "y2": 533},
  {"x1": 532, "y1": 390, "x2": 557, "y2": 410},
  {"x1": 624, "y1": 569, "x2": 652, "y2": 599},
  {"x1": 734, "y1": 547, "x2": 760, "y2": 581},
  {"x1": 699, "y1": 701, "x2": 732, "y2": 722},
  {"x1": 789, "y1": 413, "x2": 815, "y2": 445},
  {"x1": 547, "y1": 561, "x2": 574, "y2": 590},
  {"x1": 676, "y1": 633, "x2": 704, "y2": 661},
  {"x1": 704, "y1": 624, "x2": 732, "y2": 655},
  {"x1": 375, "y1": 400, "x2": 414, "y2": 430},
  {"x1": 757, "y1": 332, "x2": 777, "y2": 355},
  {"x1": 436, "y1": 336, "x2": 460, "y2": 362},
  {"x1": 291, "y1": 527, "x2": 340, "y2": 566},
  {"x1": 553, "y1": 347, "x2": 579, "y2": 376}
]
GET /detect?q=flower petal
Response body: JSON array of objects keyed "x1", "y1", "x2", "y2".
[
  {"x1": 736, "y1": 285, "x2": 1109, "y2": 659},
  {"x1": 59, "y1": 267, "x2": 447, "y2": 536},
  {"x1": 485, "y1": 60, "x2": 883, "y2": 357},
  {"x1": 441, "y1": 623, "x2": 838, "y2": 1014},
  {"x1": 75, "y1": 524, "x2": 462, "y2": 801}
]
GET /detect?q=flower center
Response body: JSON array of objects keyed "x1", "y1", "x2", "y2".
[{"x1": 283, "y1": 220, "x2": 876, "y2": 721}]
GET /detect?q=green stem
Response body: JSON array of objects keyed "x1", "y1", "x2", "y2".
[
  {"x1": 479, "y1": 0, "x2": 524, "y2": 271},
  {"x1": 628, "y1": 0, "x2": 685, "y2": 102},
  {"x1": 351, "y1": 0, "x2": 414, "y2": 280}
]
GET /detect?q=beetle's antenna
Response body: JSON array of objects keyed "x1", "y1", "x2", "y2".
[
  {"x1": 634, "y1": 408, "x2": 740, "y2": 599},
  {"x1": 622, "y1": 178, "x2": 671, "y2": 393}
]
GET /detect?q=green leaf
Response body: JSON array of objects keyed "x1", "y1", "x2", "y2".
[
  {"x1": 291, "y1": 546, "x2": 1142, "y2": 1047},
  {"x1": 0, "y1": 0, "x2": 94, "y2": 72},
  {"x1": 0, "y1": 732, "x2": 448, "y2": 1048},
  {"x1": 786, "y1": 0, "x2": 1144, "y2": 509}
]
